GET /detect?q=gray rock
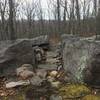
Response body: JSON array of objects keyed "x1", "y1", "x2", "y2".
[
  {"x1": 0, "y1": 35, "x2": 49, "y2": 76},
  {"x1": 36, "y1": 69, "x2": 47, "y2": 79},
  {"x1": 30, "y1": 35, "x2": 48, "y2": 46},
  {"x1": 16, "y1": 64, "x2": 33, "y2": 76},
  {"x1": 50, "y1": 95, "x2": 62, "y2": 100},
  {"x1": 6, "y1": 80, "x2": 30, "y2": 88},
  {"x1": 19, "y1": 70, "x2": 34, "y2": 80},
  {"x1": 0, "y1": 39, "x2": 35, "y2": 76},
  {"x1": 61, "y1": 34, "x2": 80, "y2": 42},
  {"x1": 30, "y1": 76, "x2": 44, "y2": 86},
  {"x1": 63, "y1": 37, "x2": 100, "y2": 86}
]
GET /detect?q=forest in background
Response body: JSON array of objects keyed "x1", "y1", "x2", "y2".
[{"x1": 0, "y1": 0, "x2": 100, "y2": 40}]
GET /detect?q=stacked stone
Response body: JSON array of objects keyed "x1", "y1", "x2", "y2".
[
  {"x1": 55, "y1": 45, "x2": 63, "y2": 71},
  {"x1": 34, "y1": 47, "x2": 47, "y2": 64}
]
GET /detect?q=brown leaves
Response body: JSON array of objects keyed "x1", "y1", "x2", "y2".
[{"x1": 0, "y1": 77, "x2": 16, "y2": 97}]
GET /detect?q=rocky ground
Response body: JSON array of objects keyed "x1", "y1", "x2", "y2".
[
  {"x1": 0, "y1": 48, "x2": 100, "y2": 100},
  {"x1": 0, "y1": 46, "x2": 63, "y2": 99},
  {"x1": 0, "y1": 35, "x2": 100, "y2": 100}
]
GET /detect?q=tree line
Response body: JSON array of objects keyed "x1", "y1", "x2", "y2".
[{"x1": 0, "y1": 0, "x2": 100, "y2": 41}]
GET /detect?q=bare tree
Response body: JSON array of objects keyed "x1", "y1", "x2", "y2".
[
  {"x1": 93, "y1": 0, "x2": 97, "y2": 36},
  {"x1": 49, "y1": 0, "x2": 58, "y2": 33},
  {"x1": 63, "y1": 0, "x2": 67, "y2": 22},
  {"x1": 0, "y1": 0, "x2": 98, "y2": 40},
  {"x1": 47, "y1": 0, "x2": 53, "y2": 35},
  {"x1": 0, "y1": 0, "x2": 8, "y2": 40},
  {"x1": 94, "y1": 0, "x2": 97, "y2": 16},
  {"x1": 63, "y1": 0, "x2": 67, "y2": 33},
  {"x1": 9, "y1": 0, "x2": 16, "y2": 40},
  {"x1": 37, "y1": 0, "x2": 45, "y2": 35},
  {"x1": 57, "y1": 0, "x2": 61, "y2": 34},
  {"x1": 70, "y1": 0, "x2": 75, "y2": 34},
  {"x1": 75, "y1": 0, "x2": 81, "y2": 34},
  {"x1": 96, "y1": 0, "x2": 100, "y2": 35},
  {"x1": 23, "y1": 0, "x2": 37, "y2": 38}
]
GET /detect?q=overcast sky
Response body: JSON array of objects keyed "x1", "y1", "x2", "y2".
[
  {"x1": 41, "y1": 0, "x2": 47, "y2": 9},
  {"x1": 16, "y1": 0, "x2": 96, "y2": 20},
  {"x1": 25, "y1": 0, "x2": 48, "y2": 9}
]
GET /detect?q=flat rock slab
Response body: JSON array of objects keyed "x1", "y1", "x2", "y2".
[
  {"x1": 38, "y1": 64, "x2": 57, "y2": 70},
  {"x1": 6, "y1": 80, "x2": 30, "y2": 89}
]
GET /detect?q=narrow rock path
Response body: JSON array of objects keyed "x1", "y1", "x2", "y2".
[{"x1": 38, "y1": 48, "x2": 62, "y2": 71}]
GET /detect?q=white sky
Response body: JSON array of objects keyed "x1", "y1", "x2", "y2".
[
  {"x1": 24, "y1": 0, "x2": 48, "y2": 9},
  {"x1": 16, "y1": 0, "x2": 97, "y2": 20},
  {"x1": 41, "y1": 0, "x2": 47, "y2": 9}
]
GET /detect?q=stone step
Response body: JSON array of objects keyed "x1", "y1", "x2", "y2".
[
  {"x1": 38, "y1": 63, "x2": 57, "y2": 70},
  {"x1": 46, "y1": 51, "x2": 58, "y2": 58},
  {"x1": 46, "y1": 58, "x2": 59, "y2": 64}
]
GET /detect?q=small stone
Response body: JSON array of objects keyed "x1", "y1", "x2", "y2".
[
  {"x1": 19, "y1": 70, "x2": 34, "y2": 80},
  {"x1": 47, "y1": 76, "x2": 55, "y2": 82},
  {"x1": 50, "y1": 94, "x2": 62, "y2": 100},
  {"x1": 50, "y1": 81, "x2": 61, "y2": 88},
  {"x1": 1, "y1": 93, "x2": 5, "y2": 96},
  {"x1": 16, "y1": 64, "x2": 33, "y2": 76},
  {"x1": 36, "y1": 69, "x2": 47, "y2": 79},
  {"x1": 30, "y1": 76, "x2": 43, "y2": 86},
  {"x1": 49, "y1": 71, "x2": 58, "y2": 77}
]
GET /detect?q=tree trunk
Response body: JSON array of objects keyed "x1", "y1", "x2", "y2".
[
  {"x1": 63, "y1": 0, "x2": 67, "y2": 33},
  {"x1": 96, "y1": 0, "x2": 100, "y2": 35},
  {"x1": 9, "y1": 0, "x2": 16, "y2": 40},
  {"x1": 57, "y1": 0, "x2": 61, "y2": 34},
  {"x1": 70, "y1": 0, "x2": 75, "y2": 34},
  {"x1": 75, "y1": 0, "x2": 81, "y2": 34},
  {"x1": 94, "y1": 0, "x2": 97, "y2": 36}
]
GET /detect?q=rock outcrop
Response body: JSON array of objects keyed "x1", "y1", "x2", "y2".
[
  {"x1": 0, "y1": 35, "x2": 49, "y2": 76},
  {"x1": 63, "y1": 36, "x2": 100, "y2": 86},
  {"x1": 0, "y1": 39, "x2": 35, "y2": 76}
]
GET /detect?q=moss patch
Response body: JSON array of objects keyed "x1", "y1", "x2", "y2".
[
  {"x1": 82, "y1": 95, "x2": 100, "y2": 100},
  {"x1": 59, "y1": 84, "x2": 91, "y2": 99}
]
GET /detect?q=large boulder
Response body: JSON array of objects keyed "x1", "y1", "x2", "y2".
[
  {"x1": 63, "y1": 36, "x2": 100, "y2": 86},
  {"x1": 0, "y1": 39, "x2": 35, "y2": 76},
  {"x1": 0, "y1": 35, "x2": 49, "y2": 76}
]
